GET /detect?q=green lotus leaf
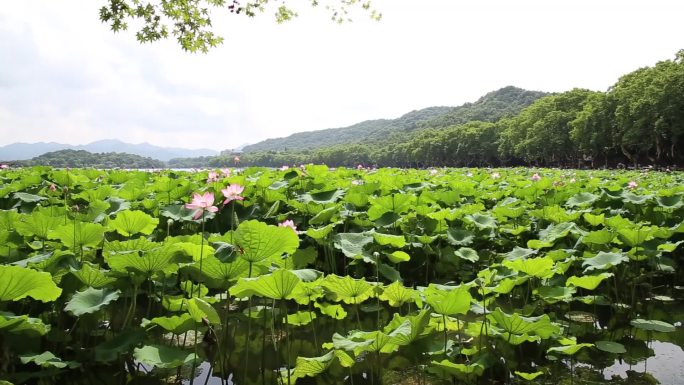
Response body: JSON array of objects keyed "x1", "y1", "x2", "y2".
[
  {"x1": 284, "y1": 311, "x2": 316, "y2": 326},
  {"x1": 160, "y1": 204, "x2": 197, "y2": 221},
  {"x1": 65, "y1": 287, "x2": 121, "y2": 316},
  {"x1": 15, "y1": 210, "x2": 62, "y2": 240},
  {"x1": 424, "y1": 284, "x2": 472, "y2": 316},
  {"x1": 657, "y1": 240, "x2": 684, "y2": 253},
  {"x1": 386, "y1": 250, "x2": 410, "y2": 264},
  {"x1": 515, "y1": 371, "x2": 544, "y2": 380},
  {"x1": 378, "y1": 262, "x2": 402, "y2": 282},
  {"x1": 314, "y1": 302, "x2": 348, "y2": 319},
  {"x1": 605, "y1": 215, "x2": 635, "y2": 230},
  {"x1": 454, "y1": 247, "x2": 479, "y2": 262},
  {"x1": 0, "y1": 265, "x2": 62, "y2": 302},
  {"x1": 108, "y1": 210, "x2": 159, "y2": 237},
  {"x1": 379, "y1": 281, "x2": 418, "y2": 307},
  {"x1": 0, "y1": 311, "x2": 50, "y2": 336},
  {"x1": 383, "y1": 310, "x2": 431, "y2": 345},
  {"x1": 104, "y1": 237, "x2": 160, "y2": 254},
  {"x1": 133, "y1": 345, "x2": 197, "y2": 369},
  {"x1": 566, "y1": 272, "x2": 613, "y2": 290},
  {"x1": 566, "y1": 192, "x2": 598, "y2": 207},
  {"x1": 374, "y1": 211, "x2": 402, "y2": 227},
  {"x1": 621, "y1": 192, "x2": 651, "y2": 205},
  {"x1": 299, "y1": 188, "x2": 345, "y2": 204},
  {"x1": 186, "y1": 297, "x2": 220, "y2": 325},
  {"x1": 504, "y1": 247, "x2": 537, "y2": 260},
  {"x1": 71, "y1": 263, "x2": 117, "y2": 288},
  {"x1": 530, "y1": 205, "x2": 580, "y2": 224},
  {"x1": 233, "y1": 220, "x2": 299, "y2": 263},
  {"x1": 427, "y1": 359, "x2": 485, "y2": 379},
  {"x1": 20, "y1": 351, "x2": 80, "y2": 369},
  {"x1": 535, "y1": 286, "x2": 576, "y2": 304},
  {"x1": 13, "y1": 192, "x2": 46, "y2": 203},
  {"x1": 106, "y1": 244, "x2": 184, "y2": 275},
  {"x1": 309, "y1": 206, "x2": 340, "y2": 225},
  {"x1": 547, "y1": 343, "x2": 593, "y2": 355},
  {"x1": 583, "y1": 212, "x2": 605, "y2": 226},
  {"x1": 290, "y1": 278, "x2": 324, "y2": 305},
  {"x1": 306, "y1": 224, "x2": 335, "y2": 240},
  {"x1": 185, "y1": 255, "x2": 249, "y2": 288},
  {"x1": 332, "y1": 326, "x2": 406, "y2": 355},
  {"x1": 333, "y1": 232, "x2": 373, "y2": 259},
  {"x1": 367, "y1": 193, "x2": 415, "y2": 221},
  {"x1": 656, "y1": 194, "x2": 683, "y2": 209},
  {"x1": 48, "y1": 221, "x2": 105, "y2": 249},
  {"x1": 230, "y1": 269, "x2": 301, "y2": 300},
  {"x1": 171, "y1": 242, "x2": 215, "y2": 262},
  {"x1": 630, "y1": 318, "x2": 676, "y2": 333},
  {"x1": 464, "y1": 213, "x2": 497, "y2": 230},
  {"x1": 322, "y1": 275, "x2": 374, "y2": 304},
  {"x1": 292, "y1": 350, "x2": 335, "y2": 379},
  {"x1": 582, "y1": 251, "x2": 628, "y2": 272},
  {"x1": 147, "y1": 313, "x2": 196, "y2": 334},
  {"x1": 94, "y1": 328, "x2": 146, "y2": 362},
  {"x1": 488, "y1": 308, "x2": 560, "y2": 339},
  {"x1": 502, "y1": 256, "x2": 554, "y2": 279},
  {"x1": 445, "y1": 227, "x2": 475, "y2": 247},
  {"x1": 581, "y1": 229, "x2": 615, "y2": 245},
  {"x1": 617, "y1": 227, "x2": 654, "y2": 247},
  {"x1": 595, "y1": 341, "x2": 627, "y2": 354},
  {"x1": 372, "y1": 232, "x2": 406, "y2": 248}
]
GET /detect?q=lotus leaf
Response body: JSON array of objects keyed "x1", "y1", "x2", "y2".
[
  {"x1": 0, "y1": 265, "x2": 62, "y2": 302},
  {"x1": 108, "y1": 209, "x2": 159, "y2": 236},
  {"x1": 19, "y1": 351, "x2": 80, "y2": 369},
  {"x1": 133, "y1": 345, "x2": 197, "y2": 369},
  {"x1": 233, "y1": 220, "x2": 299, "y2": 263},
  {"x1": 424, "y1": 284, "x2": 472, "y2": 316},
  {"x1": 48, "y1": 222, "x2": 105, "y2": 249},
  {"x1": 65, "y1": 287, "x2": 121, "y2": 316},
  {"x1": 322, "y1": 275, "x2": 374, "y2": 304}
]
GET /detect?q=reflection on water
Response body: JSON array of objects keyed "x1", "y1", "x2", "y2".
[{"x1": 603, "y1": 341, "x2": 684, "y2": 385}]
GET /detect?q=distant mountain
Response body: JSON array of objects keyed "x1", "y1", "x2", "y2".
[
  {"x1": 0, "y1": 139, "x2": 218, "y2": 162},
  {"x1": 243, "y1": 86, "x2": 549, "y2": 153}
]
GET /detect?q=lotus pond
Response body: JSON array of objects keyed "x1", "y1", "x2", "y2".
[{"x1": 0, "y1": 166, "x2": 683, "y2": 385}]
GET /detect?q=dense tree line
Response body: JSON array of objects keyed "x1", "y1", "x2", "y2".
[
  {"x1": 18, "y1": 149, "x2": 165, "y2": 169},
  {"x1": 242, "y1": 86, "x2": 547, "y2": 152},
  {"x1": 171, "y1": 50, "x2": 684, "y2": 169}
]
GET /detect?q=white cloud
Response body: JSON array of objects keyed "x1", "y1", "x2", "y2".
[{"x1": 1, "y1": 0, "x2": 683, "y2": 151}]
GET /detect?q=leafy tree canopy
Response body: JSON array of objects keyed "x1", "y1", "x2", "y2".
[{"x1": 99, "y1": 0, "x2": 381, "y2": 53}]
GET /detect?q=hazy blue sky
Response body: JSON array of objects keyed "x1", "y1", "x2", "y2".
[{"x1": 1, "y1": 0, "x2": 683, "y2": 151}]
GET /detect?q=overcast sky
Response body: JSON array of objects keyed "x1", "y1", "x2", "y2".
[{"x1": 1, "y1": 0, "x2": 683, "y2": 151}]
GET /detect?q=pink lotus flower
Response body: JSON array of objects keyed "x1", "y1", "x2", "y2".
[
  {"x1": 233, "y1": 156, "x2": 240, "y2": 163},
  {"x1": 279, "y1": 219, "x2": 297, "y2": 232},
  {"x1": 185, "y1": 192, "x2": 219, "y2": 220},
  {"x1": 222, "y1": 184, "x2": 245, "y2": 204},
  {"x1": 207, "y1": 171, "x2": 219, "y2": 183},
  {"x1": 491, "y1": 172, "x2": 500, "y2": 179},
  {"x1": 0, "y1": 164, "x2": 8, "y2": 169},
  {"x1": 570, "y1": 178, "x2": 576, "y2": 183},
  {"x1": 531, "y1": 173, "x2": 541, "y2": 181},
  {"x1": 429, "y1": 169, "x2": 438, "y2": 176},
  {"x1": 627, "y1": 180, "x2": 638, "y2": 189},
  {"x1": 280, "y1": 165, "x2": 290, "y2": 171},
  {"x1": 49, "y1": 184, "x2": 57, "y2": 192},
  {"x1": 220, "y1": 168, "x2": 231, "y2": 177},
  {"x1": 357, "y1": 164, "x2": 364, "y2": 170}
]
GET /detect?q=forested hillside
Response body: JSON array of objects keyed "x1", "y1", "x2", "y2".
[
  {"x1": 242, "y1": 86, "x2": 547, "y2": 152},
  {"x1": 171, "y1": 50, "x2": 684, "y2": 169},
  {"x1": 17, "y1": 149, "x2": 165, "y2": 168}
]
